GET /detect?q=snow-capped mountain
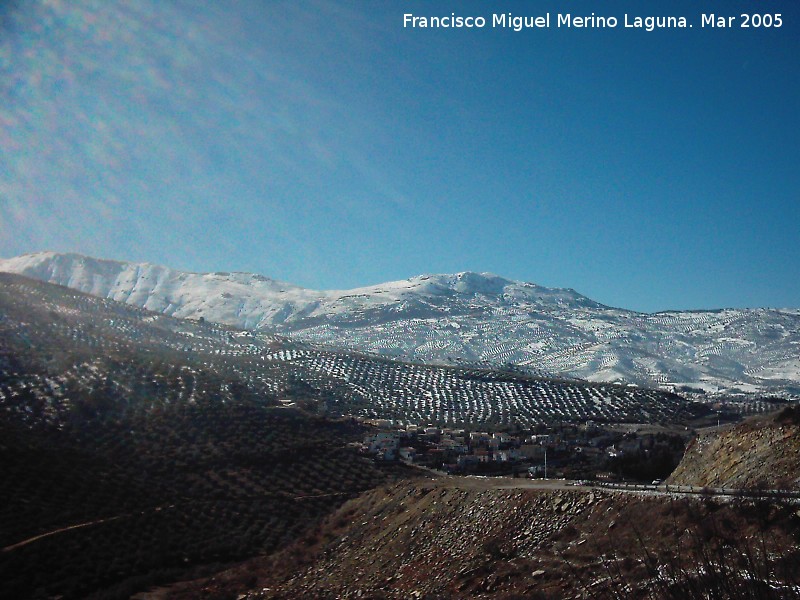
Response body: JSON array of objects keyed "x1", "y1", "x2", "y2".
[{"x1": 2, "y1": 251, "x2": 799, "y2": 395}]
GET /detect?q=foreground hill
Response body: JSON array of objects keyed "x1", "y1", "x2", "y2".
[
  {"x1": 3, "y1": 251, "x2": 799, "y2": 395},
  {"x1": 668, "y1": 406, "x2": 800, "y2": 490},
  {"x1": 160, "y1": 478, "x2": 800, "y2": 600}
]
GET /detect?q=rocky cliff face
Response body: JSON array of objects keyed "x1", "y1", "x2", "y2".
[{"x1": 668, "y1": 407, "x2": 800, "y2": 490}]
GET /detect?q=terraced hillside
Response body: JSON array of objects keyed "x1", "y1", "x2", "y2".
[
  {"x1": 0, "y1": 274, "x2": 420, "y2": 599},
  {"x1": 3, "y1": 252, "x2": 799, "y2": 395},
  {"x1": 0, "y1": 273, "x2": 697, "y2": 429},
  {"x1": 260, "y1": 348, "x2": 700, "y2": 426},
  {"x1": 1, "y1": 404, "x2": 413, "y2": 599}
]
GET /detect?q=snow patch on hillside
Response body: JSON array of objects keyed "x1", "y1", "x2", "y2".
[{"x1": 2, "y1": 251, "x2": 799, "y2": 395}]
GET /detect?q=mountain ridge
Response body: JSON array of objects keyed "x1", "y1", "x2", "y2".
[
  {"x1": 0, "y1": 251, "x2": 602, "y2": 310},
  {"x1": 2, "y1": 251, "x2": 799, "y2": 395}
]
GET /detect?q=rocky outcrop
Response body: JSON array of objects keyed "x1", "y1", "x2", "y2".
[
  {"x1": 261, "y1": 483, "x2": 596, "y2": 598},
  {"x1": 237, "y1": 477, "x2": 800, "y2": 599},
  {"x1": 668, "y1": 407, "x2": 800, "y2": 490}
]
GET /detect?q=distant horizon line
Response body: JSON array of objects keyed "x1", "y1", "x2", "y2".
[{"x1": 1, "y1": 249, "x2": 798, "y2": 315}]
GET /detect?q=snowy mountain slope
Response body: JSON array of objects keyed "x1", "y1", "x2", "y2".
[
  {"x1": 0, "y1": 271, "x2": 693, "y2": 427},
  {"x1": 2, "y1": 252, "x2": 799, "y2": 395}
]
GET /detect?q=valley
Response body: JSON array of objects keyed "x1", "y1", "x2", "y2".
[
  {"x1": 2, "y1": 0, "x2": 797, "y2": 596},
  {"x1": 1, "y1": 270, "x2": 798, "y2": 599}
]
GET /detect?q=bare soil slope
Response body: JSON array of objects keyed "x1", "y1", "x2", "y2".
[
  {"x1": 668, "y1": 406, "x2": 800, "y2": 490},
  {"x1": 194, "y1": 477, "x2": 800, "y2": 600}
]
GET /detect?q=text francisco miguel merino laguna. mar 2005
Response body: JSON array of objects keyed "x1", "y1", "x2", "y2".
[{"x1": 403, "y1": 12, "x2": 785, "y2": 32}]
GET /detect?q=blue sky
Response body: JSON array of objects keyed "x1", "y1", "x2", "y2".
[{"x1": 1, "y1": 0, "x2": 798, "y2": 312}]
